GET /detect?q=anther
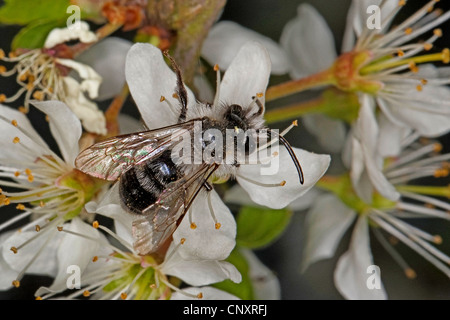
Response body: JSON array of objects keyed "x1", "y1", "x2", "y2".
[
  {"x1": 256, "y1": 92, "x2": 264, "y2": 98},
  {"x1": 434, "y1": 168, "x2": 449, "y2": 178},
  {"x1": 433, "y1": 142, "x2": 443, "y2": 153},
  {"x1": 16, "y1": 204, "x2": 25, "y2": 210},
  {"x1": 0, "y1": 49, "x2": 4, "y2": 59},
  {"x1": 397, "y1": 50, "x2": 405, "y2": 57},
  {"x1": 433, "y1": 28, "x2": 443, "y2": 37},
  {"x1": 0, "y1": 94, "x2": 5, "y2": 103},
  {"x1": 32, "y1": 90, "x2": 44, "y2": 101},
  {"x1": 292, "y1": 120, "x2": 298, "y2": 127},
  {"x1": 416, "y1": 85, "x2": 423, "y2": 92},
  {"x1": 421, "y1": 79, "x2": 428, "y2": 85},
  {"x1": 0, "y1": 65, "x2": 6, "y2": 74},
  {"x1": 12, "y1": 280, "x2": 20, "y2": 288},
  {"x1": 442, "y1": 48, "x2": 449, "y2": 64},
  {"x1": 404, "y1": 268, "x2": 417, "y2": 279},
  {"x1": 433, "y1": 235, "x2": 443, "y2": 245},
  {"x1": 404, "y1": 27, "x2": 413, "y2": 35},
  {"x1": 18, "y1": 106, "x2": 27, "y2": 114},
  {"x1": 197, "y1": 293, "x2": 203, "y2": 299},
  {"x1": 11, "y1": 119, "x2": 18, "y2": 126},
  {"x1": 190, "y1": 222, "x2": 197, "y2": 230},
  {"x1": 92, "y1": 221, "x2": 99, "y2": 229},
  {"x1": 35, "y1": 225, "x2": 41, "y2": 232},
  {"x1": 150, "y1": 284, "x2": 157, "y2": 289},
  {"x1": 398, "y1": 0, "x2": 406, "y2": 6},
  {"x1": 25, "y1": 168, "x2": 32, "y2": 175},
  {"x1": 172, "y1": 93, "x2": 179, "y2": 99},
  {"x1": 180, "y1": 238, "x2": 186, "y2": 245},
  {"x1": 57, "y1": 226, "x2": 63, "y2": 232},
  {"x1": 92, "y1": 256, "x2": 98, "y2": 262},
  {"x1": 27, "y1": 175, "x2": 34, "y2": 183},
  {"x1": 280, "y1": 180, "x2": 286, "y2": 186},
  {"x1": 13, "y1": 137, "x2": 20, "y2": 144},
  {"x1": 213, "y1": 64, "x2": 219, "y2": 71},
  {"x1": 83, "y1": 290, "x2": 90, "y2": 297},
  {"x1": 10, "y1": 246, "x2": 18, "y2": 254},
  {"x1": 160, "y1": 95, "x2": 165, "y2": 102},
  {"x1": 120, "y1": 292, "x2": 127, "y2": 300},
  {"x1": 35, "y1": 296, "x2": 42, "y2": 300},
  {"x1": 215, "y1": 223, "x2": 221, "y2": 230},
  {"x1": 423, "y1": 43, "x2": 433, "y2": 51},
  {"x1": 408, "y1": 61, "x2": 418, "y2": 73},
  {"x1": 14, "y1": 171, "x2": 20, "y2": 177},
  {"x1": 39, "y1": 201, "x2": 45, "y2": 207}
]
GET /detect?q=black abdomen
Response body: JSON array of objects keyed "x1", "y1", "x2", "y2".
[{"x1": 119, "y1": 150, "x2": 180, "y2": 214}]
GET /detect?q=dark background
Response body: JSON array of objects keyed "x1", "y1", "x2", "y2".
[{"x1": 0, "y1": 0, "x2": 449, "y2": 300}]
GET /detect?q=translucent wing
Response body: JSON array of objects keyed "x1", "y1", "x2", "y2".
[
  {"x1": 132, "y1": 163, "x2": 218, "y2": 255},
  {"x1": 75, "y1": 122, "x2": 195, "y2": 181}
]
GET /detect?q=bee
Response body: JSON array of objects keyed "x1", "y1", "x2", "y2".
[{"x1": 75, "y1": 53, "x2": 304, "y2": 255}]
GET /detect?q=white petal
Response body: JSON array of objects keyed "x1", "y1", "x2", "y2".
[
  {"x1": 162, "y1": 243, "x2": 241, "y2": 286},
  {"x1": 0, "y1": 104, "x2": 49, "y2": 163},
  {"x1": 171, "y1": 286, "x2": 240, "y2": 300},
  {"x1": 377, "y1": 113, "x2": 411, "y2": 158},
  {"x1": 202, "y1": 21, "x2": 289, "y2": 75},
  {"x1": 44, "y1": 21, "x2": 97, "y2": 48},
  {"x1": 118, "y1": 113, "x2": 144, "y2": 135},
  {"x1": 301, "y1": 194, "x2": 356, "y2": 272},
  {"x1": 62, "y1": 77, "x2": 107, "y2": 135},
  {"x1": 125, "y1": 43, "x2": 196, "y2": 129},
  {"x1": 280, "y1": 3, "x2": 337, "y2": 79},
  {"x1": 75, "y1": 37, "x2": 133, "y2": 101},
  {"x1": 302, "y1": 114, "x2": 347, "y2": 153},
  {"x1": 334, "y1": 215, "x2": 388, "y2": 300},
  {"x1": 237, "y1": 147, "x2": 331, "y2": 209},
  {"x1": 56, "y1": 58, "x2": 102, "y2": 99},
  {"x1": 241, "y1": 249, "x2": 280, "y2": 300},
  {"x1": 32, "y1": 100, "x2": 82, "y2": 166},
  {"x1": 173, "y1": 190, "x2": 236, "y2": 261},
  {"x1": 219, "y1": 41, "x2": 271, "y2": 108},
  {"x1": 2, "y1": 229, "x2": 62, "y2": 277},
  {"x1": 0, "y1": 232, "x2": 20, "y2": 290}
]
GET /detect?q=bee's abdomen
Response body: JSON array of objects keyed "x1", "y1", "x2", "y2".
[{"x1": 119, "y1": 151, "x2": 180, "y2": 215}]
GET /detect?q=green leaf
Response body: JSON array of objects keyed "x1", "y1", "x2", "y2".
[
  {"x1": 236, "y1": 206, "x2": 292, "y2": 249},
  {"x1": 213, "y1": 249, "x2": 254, "y2": 300},
  {"x1": 12, "y1": 20, "x2": 65, "y2": 50},
  {"x1": 0, "y1": 0, "x2": 71, "y2": 25}
]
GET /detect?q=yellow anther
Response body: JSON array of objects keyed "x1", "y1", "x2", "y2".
[
  {"x1": 190, "y1": 222, "x2": 197, "y2": 230},
  {"x1": 13, "y1": 137, "x2": 20, "y2": 144},
  {"x1": 32, "y1": 90, "x2": 44, "y2": 101},
  {"x1": 433, "y1": 235, "x2": 443, "y2": 245},
  {"x1": 416, "y1": 84, "x2": 423, "y2": 92},
  {"x1": 27, "y1": 175, "x2": 34, "y2": 183},
  {"x1": 120, "y1": 292, "x2": 127, "y2": 300},
  {"x1": 405, "y1": 268, "x2": 417, "y2": 279},
  {"x1": 57, "y1": 226, "x2": 63, "y2": 232},
  {"x1": 83, "y1": 290, "x2": 90, "y2": 297},
  {"x1": 256, "y1": 92, "x2": 264, "y2": 98},
  {"x1": 172, "y1": 93, "x2": 179, "y2": 99},
  {"x1": 423, "y1": 43, "x2": 433, "y2": 51},
  {"x1": 433, "y1": 28, "x2": 443, "y2": 37},
  {"x1": 92, "y1": 221, "x2": 99, "y2": 229},
  {"x1": 35, "y1": 296, "x2": 42, "y2": 300},
  {"x1": 197, "y1": 292, "x2": 203, "y2": 299},
  {"x1": 16, "y1": 204, "x2": 25, "y2": 210},
  {"x1": 92, "y1": 256, "x2": 98, "y2": 262},
  {"x1": 280, "y1": 180, "x2": 286, "y2": 186},
  {"x1": 11, "y1": 119, "x2": 18, "y2": 127},
  {"x1": 0, "y1": 94, "x2": 6, "y2": 103},
  {"x1": 408, "y1": 61, "x2": 418, "y2": 73},
  {"x1": 8, "y1": 52, "x2": 17, "y2": 58},
  {"x1": 35, "y1": 225, "x2": 41, "y2": 232},
  {"x1": 215, "y1": 222, "x2": 221, "y2": 230},
  {"x1": 160, "y1": 95, "x2": 165, "y2": 102},
  {"x1": 10, "y1": 246, "x2": 18, "y2": 254},
  {"x1": 398, "y1": 0, "x2": 406, "y2": 6},
  {"x1": 25, "y1": 168, "x2": 32, "y2": 175},
  {"x1": 0, "y1": 49, "x2": 5, "y2": 59},
  {"x1": 292, "y1": 120, "x2": 298, "y2": 127},
  {"x1": 180, "y1": 238, "x2": 186, "y2": 244},
  {"x1": 434, "y1": 168, "x2": 449, "y2": 178},
  {"x1": 0, "y1": 65, "x2": 6, "y2": 74},
  {"x1": 441, "y1": 48, "x2": 449, "y2": 64},
  {"x1": 404, "y1": 27, "x2": 413, "y2": 35},
  {"x1": 433, "y1": 142, "x2": 443, "y2": 153},
  {"x1": 18, "y1": 106, "x2": 28, "y2": 114},
  {"x1": 39, "y1": 201, "x2": 45, "y2": 207},
  {"x1": 420, "y1": 79, "x2": 428, "y2": 85},
  {"x1": 397, "y1": 50, "x2": 405, "y2": 57},
  {"x1": 12, "y1": 280, "x2": 20, "y2": 288},
  {"x1": 213, "y1": 64, "x2": 219, "y2": 71}
]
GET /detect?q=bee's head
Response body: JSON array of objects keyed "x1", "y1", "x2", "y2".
[{"x1": 224, "y1": 104, "x2": 249, "y2": 131}]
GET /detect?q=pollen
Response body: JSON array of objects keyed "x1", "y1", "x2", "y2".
[
  {"x1": 12, "y1": 280, "x2": 20, "y2": 288},
  {"x1": 190, "y1": 222, "x2": 197, "y2": 229},
  {"x1": 13, "y1": 137, "x2": 20, "y2": 144},
  {"x1": 215, "y1": 222, "x2": 221, "y2": 230},
  {"x1": 15, "y1": 204, "x2": 25, "y2": 210},
  {"x1": 180, "y1": 238, "x2": 186, "y2": 245},
  {"x1": 11, "y1": 119, "x2": 18, "y2": 127},
  {"x1": 404, "y1": 27, "x2": 413, "y2": 35},
  {"x1": 92, "y1": 221, "x2": 99, "y2": 229},
  {"x1": 213, "y1": 64, "x2": 219, "y2": 71},
  {"x1": 421, "y1": 79, "x2": 428, "y2": 85},
  {"x1": 10, "y1": 246, "x2": 18, "y2": 254},
  {"x1": 83, "y1": 290, "x2": 90, "y2": 297},
  {"x1": 35, "y1": 225, "x2": 41, "y2": 232},
  {"x1": 92, "y1": 256, "x2": 98, "y2": 262},
  {"x1": 120, "y1": 292, "x2": 127, "y2": 300}
]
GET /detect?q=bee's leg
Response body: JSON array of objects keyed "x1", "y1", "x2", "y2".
[
  {"x1": 203, "y1": 181, "x2": 213, "y2": 192},
  {"x1": 163, "y1": 51, "x2": 188, "y2": 123},
  {"x1": 251, "y1": 96, "x2": 265, "y2": 117}
]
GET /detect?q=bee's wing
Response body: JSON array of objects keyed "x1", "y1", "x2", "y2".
[
  {"x1": 75, "y1": 122, "x2": 195, "y2": 181},
  {"x1": 132, "y1": 164, "x2": 218, "y2": 255}
]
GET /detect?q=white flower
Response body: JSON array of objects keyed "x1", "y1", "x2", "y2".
[
  {"x1": 35, "y1": 221, "x2": 241, "y2": 300},
  {"x1": 302, "y1": 136, "x2": 450, "y2": 300},
  {"x1": 282, "y1": 1, "x2": 450, "y2": 138},
  {"x1": 0, "y1": 101, "x2": 107, "y2": 289},
  {"x1": 113, "y1": 42, "x2": 331, "y2": 260},
  {"x1": 44, "y1": 21, "x2": 97, "y2": 49},
  {"x1": 0, "y1": 23, "x2": 107, "y2": 135}
]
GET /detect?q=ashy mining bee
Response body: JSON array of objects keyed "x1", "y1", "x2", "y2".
[{"x1": 75, "y1": 51, "x2": 304, "y2": 255}]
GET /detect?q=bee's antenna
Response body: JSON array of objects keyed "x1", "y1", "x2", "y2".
[
  {"x1": 264, "y1": 129, "x2": 304, "y2": 185},
  {"x1": 163, "y1": 50, "x2": 188, "y2": 123}
]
